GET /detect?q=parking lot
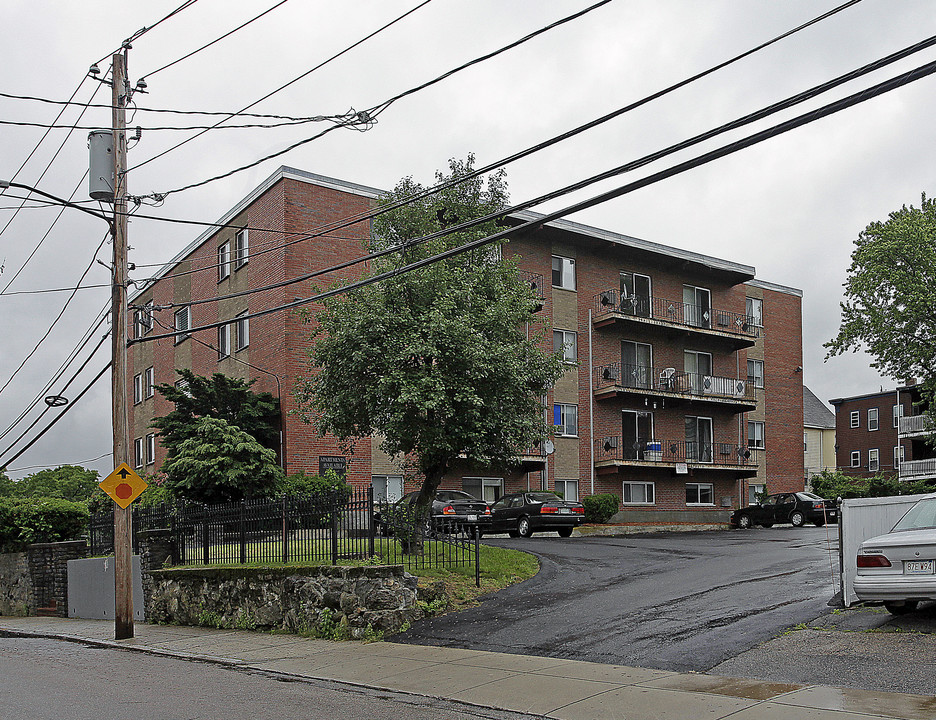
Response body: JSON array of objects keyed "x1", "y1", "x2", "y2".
[{"x1": 395, "y1": 526, "x2": 936, "y2": 695}]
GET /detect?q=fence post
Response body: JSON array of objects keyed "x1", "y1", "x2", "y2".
[
  {"x1": 239, "y1": 500, "x2": 247, "y2": 565},
  {"x1": 474, "y1": 525, "x2": 480, "y2": 588},
  {"x1": 367, "y1": 486, "x2": 375, "y2": 558},
  {"x1": 331, "y1": 502, "x2": 340, "y2": 565},
  {"x1": 281, "y1": 495, "x2": 289, "y2": 564},
  {"x1": 201, "y1": 504, "x2": 210, "y2": 566}
]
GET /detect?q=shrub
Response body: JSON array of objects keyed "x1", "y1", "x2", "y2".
[
  {"x1": 277, "y1": 470, "x2": 351, "y2": 500},
  {"x1": 0, "y1": 497, "x2": 89, "y2": 553},
  {"x1": 582, "y1": 493, "x2": 620, "y2": 524},
  {"x1": 809, "y1": 469, "x2": 934, "y2": 500}
]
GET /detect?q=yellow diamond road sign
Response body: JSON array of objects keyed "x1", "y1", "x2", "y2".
[{"x1": 100, "y1": 463, "x2": 148, "y2": 509}]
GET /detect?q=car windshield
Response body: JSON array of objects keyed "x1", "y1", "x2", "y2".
[
  {"x1": 527, "y1": 493, "x2": 558, "y2": 503},
  {"x1": 892, "y1": 498, "x2": 936, "y2": 532}
]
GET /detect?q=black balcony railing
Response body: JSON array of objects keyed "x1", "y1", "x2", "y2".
[
  {"x1": 595, "y1": 436, "x2": 758, "y2": 467},
  {"x1": 595, "y1": 362, "x2": 754, "y2": 402},
  {"x1": 592, "y1": 290, "x2": 759, "y2": 339},
  {"x1": 518, "y1": 270, "x2": 545, "y2": 300}
]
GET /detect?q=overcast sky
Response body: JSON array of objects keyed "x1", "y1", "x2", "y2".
[{"x1": 2, "y1": 0, "x2": 935, "y2": 479}]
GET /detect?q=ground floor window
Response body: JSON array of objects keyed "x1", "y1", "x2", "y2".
[
  {"x1": 622, "y1": 481, "x2": 654, "y2": 505},
  {"x1": 686, "y1": 482, "x2": 714, "y2": 506},
  {"x1": 463, "y1": 477, "x2": 503, "y2": 504},
  {"x1": 554, "y1": 479, "x2": 578, "y2": 501},
  {"x1": 748, "y1": 483, "x2": 766, "y2": 505},
  {"x1": 372, "y1": 475, "x2": 403, "y2": 504}
]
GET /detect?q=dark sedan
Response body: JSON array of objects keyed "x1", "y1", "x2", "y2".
[
  {"x1": 730, "y1": 491, "x2": 837, "y2": 529},
  {"x1": 487, "y1": 492, "x2": 585, "y2": 537},
  {"x1": 377, "y1": 490, "x2": 492, "y2": 534}
]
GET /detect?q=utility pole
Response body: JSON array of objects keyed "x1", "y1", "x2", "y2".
[{"x1": 110, "y1": 49, "x2": 133, "y2": 640}]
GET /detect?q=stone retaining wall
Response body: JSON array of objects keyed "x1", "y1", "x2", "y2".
[
  {"x1": 0, "y1": 540, "x2": 87, "y2": 617},
  {"x1": 0, "y1": 552, "x2": 30, "y2": 616},
  {"x1": 147, "y1": 565, "x2": 422, "y2": 638}
]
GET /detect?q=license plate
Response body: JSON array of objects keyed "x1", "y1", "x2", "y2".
[
  {"x1": 904, "y1": 560, "x2": 935, "y2": 575},
  {"x1": 560, "y1": 508, "x2": 571, "y2": 514},
  {"x1": 467, "y1": 514, "x2": 477, "y2": 522}
]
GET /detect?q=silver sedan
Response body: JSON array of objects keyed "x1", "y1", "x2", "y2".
[{"x1": 854, "y1": 492, "x2": 936, "y2": 614}]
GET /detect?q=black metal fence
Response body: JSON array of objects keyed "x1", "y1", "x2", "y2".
[{"x1": 89, "y1": 486, "x2": 480, "y2": 584}]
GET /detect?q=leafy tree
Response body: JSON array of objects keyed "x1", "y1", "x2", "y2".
[
  {"x1": 296, "y1": 156, "x2": 564, "y2": 535},
  {"x1": 6, "y1": 465, "x2": 100, "y2": 503},
  {"x1": 160, "y1": 417, "x2": 283, "y2": 504},
  {"x1": 810, "y1": 469, "x2": 933, "y2": 499},
  {"x1": 0, "y1": 470, "x2": 14, "y2": 497},
  {"x1": 826, "y1": 194, "x2": 936, "y2": 406}
]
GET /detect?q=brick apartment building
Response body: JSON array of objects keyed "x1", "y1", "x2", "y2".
[{"x1": 128, "y1": 166, "x2": 805, "y2": 522}]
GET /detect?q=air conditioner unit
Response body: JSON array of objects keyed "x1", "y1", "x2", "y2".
[{"x1": 732, "y1": 380, "x2": 746, "y2": 399}]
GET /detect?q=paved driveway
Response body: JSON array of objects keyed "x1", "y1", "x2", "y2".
[{"x1": 395, "y1": 526, "x2": 841, "y2": 673}]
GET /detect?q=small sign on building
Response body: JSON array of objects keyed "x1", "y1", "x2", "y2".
[{"x1": 318, "y1": 455, "x2": 347, "y2": 478}]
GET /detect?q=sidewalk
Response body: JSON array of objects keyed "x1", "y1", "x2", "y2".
[{"x1": 2, "y1": 616, "x2": 934, "y2": 719}]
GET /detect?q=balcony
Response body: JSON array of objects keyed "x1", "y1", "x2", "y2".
[
  {"x1": 594, "y1": 362, "x2": 756, "y2": 409},
  {"x1": 595, "y1": 437, "x2": 759, "y2": 475},
  {"x1": 898, "y1": 414, "x2": 934, "y2": 439},
  {"x1": 592, "y1": 290, "x2": 758, "y2": 349},
  {"x1": 899, "y1": 458, "x2": 936, "y2": 481},
  {"x1": 515, "y1": 442, "x2": 547, "y2": 472}
]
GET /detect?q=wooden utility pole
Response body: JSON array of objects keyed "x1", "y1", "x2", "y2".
[{"x1": 110, "y1": 49, "x2": 133, "y2": 640}]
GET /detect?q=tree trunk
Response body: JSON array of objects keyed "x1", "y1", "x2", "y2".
[{"x1": 400, "y1": 462, "x2": 447, "y2": 556}]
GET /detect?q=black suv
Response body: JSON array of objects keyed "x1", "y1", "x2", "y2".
[{"x1": 730, "y1": 491, "x2": 837, "y2": 529}]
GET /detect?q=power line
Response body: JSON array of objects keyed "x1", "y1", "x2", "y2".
[
  {"x1": 129, "y1": 55, "x2": 936, "y2": 346},
  {"x1": 0, "y1": 112, "x2": 366, "y2": 132},
  {"x1": 7, "y1": 452, "x2": 111, "y2": 474},
  {"x1": 93, "y1": 0, "x2": 202, "y2": 65}
]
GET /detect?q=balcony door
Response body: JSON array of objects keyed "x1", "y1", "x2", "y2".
[
  {"x1": 684, "y1": 350, "x2": 713, "y2": 395},
  {"x1": 622, "y1": 341, "x2": 653, "y2": 390},
  {"x1": 685, "y1": 416, "x2": 713, "y2": 463},
  {"x1": 622, "y1": 410, "x2": 654, "y2": 460},
  {"x1": 683, "y1": 285, "x2": 711, "y2": 328},
  {"x1": 620, "y1": 272, "x2": 651, "y2": 317}
]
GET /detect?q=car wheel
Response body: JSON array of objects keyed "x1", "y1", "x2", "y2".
[
  {"x1": 790, "y1": 511, "x2": 805, "y2": 527},
  {"x1": 737, "y1": 513, "x2": 752, "y2": 529},
  {"x1": 884, "y1": 600, "x2": 919, "y2": 615},
  {"x1": 557, "y1": 527, "x2": 573, "y2": 538},
  {"x1": 517, "y1": 516, "x2": 533, "y2": 538}
]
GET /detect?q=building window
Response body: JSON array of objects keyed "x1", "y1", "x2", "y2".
[
  {"x1": 622, "y1": 481, "x2": 654, "y2": 505},
  {"x1": 745, "y1": 296, "x2": 763, "y2": 327},
  {"x1": 235, "y1": 311, "x2": 249, "y2": 351},
  {"x1": 554, "y1": 479, "x2": 579, "y2": 502},
  {"x1": 134, "y1": 437, "x2": 144, "y2": 469},
  {"x1": 553, "y1": 403, "x2": 578, "y2": 437},
  {"x1": 133, "y1": 373, "x2": 143, "y2": 405},
  {"x1": 850, "y1": 411, "x2": 859, "y2": 428},
  {"x1": 850, "y1": 451, "x2": 860, "y2": 467},
  {"x1": 748, "y1": 483, "x2": 766, "y2": 505},
  {"x1": 894, "y1": 445, "x2": 905, "y2": 470},
  {"x1": 235, "y1": 229, "x2": 249, "y2": 268},
  {"x1": 804, "y1": 432, "x2": 808, "y2": 452},
  {"x1": 218, "y1": 241, "x2": 231, "y2": 281},
  {"x1": 372, "y1": 475, "x2": 404, "y2": 504},
  {"x1": 145, "y1": 433, "x2": 156, "y2": 465},
  {"x1": 868, "y1": 408, "x2": 879, "y2": 431},
  {"x1": 748, "y1": 421, "x2": 765, "y2": 449},
  {"x1": 686, "y1": 482, "x2": 714, "y2": 506},
  {"x1": 462, "y1": 477, "x2": 503, "y2": 504},
  {"x1": 551, "y1": 255, "x2": 575, "y2": 290},
  {"x1": 133, "y1": 302, "x2": 152, "y2": 338},
  {"x1": 218, "y1": 324, "x2": 231, "y2": 359},
  {"x1": 144, "y1": 366, "x2": 154, "y2": 399},
  {"x1": 893, "y1": 404, "x2": 904, "y2": 428},
  {"x1": 747, "y1": 359, "x2": 764, "y2": 389},
  {"x1": 175, "y1": 378, "x2": 192, "y2": 397},
  {"x1": 174, "y1": 306, "x2": 190, "y2": 344},
  {"x1": 869, "y1": 449, "x2": 879, "y2": 472},
  {"x1": 552, "y1": 330, "x2": 576, "y2": 363}
]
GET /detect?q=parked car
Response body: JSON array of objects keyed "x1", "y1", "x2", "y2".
[
  {"x1": 730, "y1": 491, "x2": 837, "y2": 529},
  {"x1": 376, "y1": 490, "x2": 492, "y2": 534},
  {"x1": 854, "y1": 492, "x2": 936, "y2": 614},
  {"x1": 487, "y1": 492, "x2": 585, "y2": 538}
]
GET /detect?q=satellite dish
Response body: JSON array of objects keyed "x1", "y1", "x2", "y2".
[{"x1": 543, "y1": 439, "x2": 555, "y2": 455}]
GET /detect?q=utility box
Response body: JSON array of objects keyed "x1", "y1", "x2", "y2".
[
  {"x1": 88, "y1": 130, "x2": 114, "y2": 201},
  {"x1": 67, "y1": 555, "x2": 143, "y2": 621}
]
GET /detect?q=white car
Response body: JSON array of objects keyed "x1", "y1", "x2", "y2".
[{"x1": 854, "y1": 492, "x2": 936, "y2": 614}]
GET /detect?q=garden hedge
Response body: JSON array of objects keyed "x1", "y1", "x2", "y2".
[{"x1": 0, "y1": 496, "x2": 89, "y2": 553}]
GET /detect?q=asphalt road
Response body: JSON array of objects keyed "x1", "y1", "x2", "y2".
[{"x1": 396, "y1": 526, "x2": 843, "y2": 673}]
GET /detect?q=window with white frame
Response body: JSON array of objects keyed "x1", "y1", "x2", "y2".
[
  {"x1": 622, "y1": 481, "x2": 654, "y2": 505},
  {"x1": 144, "y1": 366, "x2": 154, "y2": 399},
  {"x1": 133, "y1": 373, "x2": 143, "y2": 404},
  {"x1": 850, "y1": 411, "x2": 859, "y2": 428},
  {"x1": 134, "y1": 437, "x2": 144, "y2": 469},
  {"x1": 554, "y1": 479, "x2": 578, "y2": 502},
  {"x1": 747, "y1": 359, "x2": 764, "y2": 389},
  {"x1": 175, "y1": 378, "x2": 192, "y2": 397},
  {"x1": 551, "y1": 255, "x2": 575, "y2": 290},
  {"x1": 868, "y1": 407, "x2": 879, "y2": 431},
  {"x1": 894, "y1": 445, "x2": 905, "y2": 470},
  {"x1": 372, "y1": 475, "x2": 404, "y2": 504},
  {"x1": 869, "y1": 448, "x2": 880, "y2": 472},
  {"x1": 145, "y1": 433, "x2": 156, "y2": 465},
  {"x1": 685, "y1": 482, "x2": 714, "y2": 505},
  {"x1": 552, "y1": 329, "x2": 576, "y2": 363},
  {"x1": 133, "y1": 302, "x2": 153, "y2": 338},
  {"x1": 462, "y1": 477, "x2": 503, "y2": 504},
  {"x1": 218, "y1": 324, "x2": 231, "y2": 359},
  {"x1": 850, "y1": 451, "x2": 860, "y2": 467},
  {"x1": 748, "y1": 483, "x2": 766, "y2": 505},
  {"x1": 745, "y1": 296, "x2": 763, "y2": 327},
  {"x1": 235, "y1": 311, "x2": 249, "y2": 351},
  {"x1": 235, "y1": 229, "x2": 249, "y2": 268},
  {"x1": 218, "y1": 241, "x2": 231, "y2": 281},
  {"x1": 174, "y1": 306, "x2": 190, "y2": 343},
  {"x1": 893, "y1": 403, "x2": 904, "y2": 428},
  {"x1": 747, "y1": 421, "x2": 765, "y2": 449},
  {"x1": 804, "y1": 432, "x2": 808, "y2": 452},
  {"x1": 553, "y1": 403, "x2": 578, "y2": 436}
]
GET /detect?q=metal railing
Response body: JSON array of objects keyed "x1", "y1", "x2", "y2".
[
  {"x1": 595, "y1": 362, "x2": 754, "y2": 402},
  {"x1": 89, "y1": 487, "x2": 480, "y2": 582},
  {"x1": 899, "y1": 414, "x2": 933, "y2": 436},
  {"x1": 899, "y1": 458, "x2": 936, "y2": 480},
  {"x1": 595, "y1": 436, "x2": 758, "y2": 467},
  {"x1": 592, "y1": 290, "x2": 759, "y2": 340}
]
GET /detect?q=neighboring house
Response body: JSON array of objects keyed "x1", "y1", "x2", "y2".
[
  {"x1": 127, "y1": 166, "x2": 805, "y2": 522},
  {"x1": 893, "y1": 383, "x2": 936, "y2": 484},
  {"x1": 803, "y1": 386, "x2": 835, "y2": 488}
]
